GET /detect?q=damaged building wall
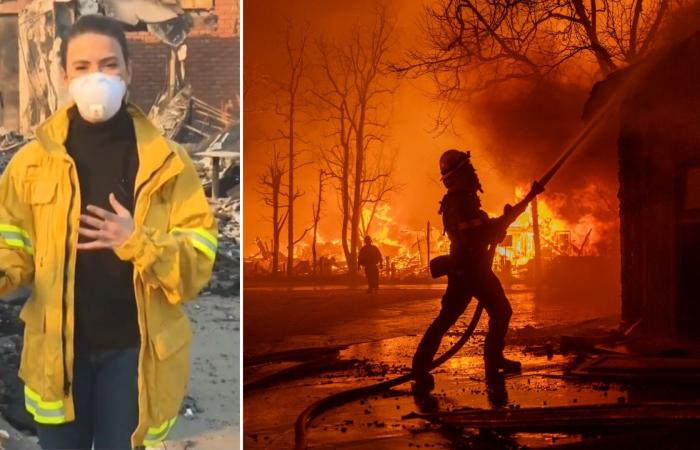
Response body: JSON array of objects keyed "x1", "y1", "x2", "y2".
[
  {"x1": 17, "y1": 0, "x2": 72, "y2": 134},
  {"x1": 124, "y1": 0, "x2": 239, "y2": 112},
  {"x1": 128, "y1": 36, "x2": 239, "y2": 113},
  {"x1": 0, "y1": 12, "x2": 19, "y2": 130},
  {"x1": 618, "y1": 28, "x2": 700, "y2": 340}
]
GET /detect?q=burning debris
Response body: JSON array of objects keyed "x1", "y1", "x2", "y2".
[{"x1": 246, "y1": 192, "x2": 615, "y2": 290}]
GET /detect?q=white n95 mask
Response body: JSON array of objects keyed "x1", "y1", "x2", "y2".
[{"x1": 68, "y1": 72, "x2": 127, "y2": 122}]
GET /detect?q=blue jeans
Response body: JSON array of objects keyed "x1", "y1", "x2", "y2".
[{"x1": 35, "y1": 347, "x2": 139, "y2": 450}]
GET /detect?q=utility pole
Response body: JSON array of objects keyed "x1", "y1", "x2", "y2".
[{"x1": 426, "y1": 221, "x2": 431, "y2": 276}]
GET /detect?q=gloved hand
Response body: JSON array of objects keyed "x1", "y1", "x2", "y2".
[{"x1": 529, "y1": 181, "x2": 545, "y2": 197}]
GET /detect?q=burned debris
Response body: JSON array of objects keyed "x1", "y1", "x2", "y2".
[{"x1": 0, "y1": 128, "x2": 24, "y2": 172}]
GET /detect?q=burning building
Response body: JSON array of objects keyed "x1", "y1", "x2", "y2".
[{"x1": 610, "y1": 28, "x2": 700, "y2": 340}]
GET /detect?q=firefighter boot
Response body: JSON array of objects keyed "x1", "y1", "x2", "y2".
[
  {"x1": 499, "y1": 357, "x2": 522, "y2": 375},
  {"x1": 412, "y1": 371, "x2": 435, "y2": 393},
  {"x1": 485, "y1": 356, "x2": 521, "y2": 378}
]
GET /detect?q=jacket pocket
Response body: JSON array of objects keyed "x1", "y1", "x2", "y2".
[
  {"x1": 151, "y1": 314, "x2": 193, "y2": 420},
  {"x1": 23, "y1": 180, "x2": 57, "y2": 205},
  {"x1": 23, "y1": 180, "x2": 57, "y2": 269}
]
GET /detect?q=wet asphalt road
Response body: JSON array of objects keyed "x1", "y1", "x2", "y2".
[{"x1": 244, "y1": 285, "x2": 623, "y2": 449}]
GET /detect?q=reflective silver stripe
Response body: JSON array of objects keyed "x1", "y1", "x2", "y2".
[
  {"x1": 171, "y1": 227, "x2": 217, "y2": 260},
  {"x1": 0, "y1": 227, "x2": 33, "y2": 254},
  {"x1": 188, "y1": 232, "x2": 217, "y2": 257},
  {"x1": 24, "y1": 386, "x2": 66, "y2": 424},
  {"x1": 457, "y1": 219, "x2": 484, "y2": 230},
  {"x1": 25, "y1": 398, "x2": 65, "y2": 417}
]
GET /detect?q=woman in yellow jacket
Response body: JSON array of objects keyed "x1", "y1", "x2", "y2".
[{"x1": 0, "y1": 15, "x2": 217, "y2": 449}]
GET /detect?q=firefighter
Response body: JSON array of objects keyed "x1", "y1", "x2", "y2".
[
  {"x1": 412, "y1": 149, "x2": 543, "y2": 389},
  {"x1": 358, "y1": 235, "x2": 383, "y2": 293},
  {"x1": 0, "y1": 15, "x2": 217, "y2": 449}
]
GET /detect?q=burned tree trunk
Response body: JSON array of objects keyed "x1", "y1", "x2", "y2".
[
  {"x1": 272, "y1": 178, "x2": 284, "y2": 277},
  {"x1": 257, "y1": 148, "x2": 288, "y2": 278},
  {"x1": 311, "y1": 169, "x2": 325, "y2": 275},
  {"x1": 275, "y1": 27, "x2": 307, "y2": 278},
  {"x1": 315, "y1": 7, "x2": 396, "y2": 277}
]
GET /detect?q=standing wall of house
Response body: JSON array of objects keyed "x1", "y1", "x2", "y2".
[
  {"x1": 127, "y1": 0, "x2": 240, "y2": 112},
  {"x1": 618, "y1": 29, "x2": 700, "y2": 340}
]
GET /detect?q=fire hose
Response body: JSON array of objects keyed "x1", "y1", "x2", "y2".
[
  {"x1": 294, "y1": 301, "x2": 485, "y2": 449},
  {"x1": 293, "y1": 101, "x2": 614, "y2": 449}
]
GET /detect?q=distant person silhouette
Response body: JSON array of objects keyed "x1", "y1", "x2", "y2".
[{"x1": 358, "y1": 235, "x2": 383, "y2": 293}]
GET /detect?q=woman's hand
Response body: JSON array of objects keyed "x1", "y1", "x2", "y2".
[{"x1": 77, "y1": 193, "x2": 135, "y2": 250}]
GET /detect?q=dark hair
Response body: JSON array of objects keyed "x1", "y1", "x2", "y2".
[{"x1": 60, "y1": 14, "x2": 130, "y2": 70}]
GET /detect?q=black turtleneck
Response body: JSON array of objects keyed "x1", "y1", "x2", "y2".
[{"x1": 65, "y1": 104, "x2": 140, "y2": 350}]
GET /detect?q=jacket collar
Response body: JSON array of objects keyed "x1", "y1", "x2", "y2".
[{"x1": 35, "y1": 101, "x2": 184, "y2": 189}]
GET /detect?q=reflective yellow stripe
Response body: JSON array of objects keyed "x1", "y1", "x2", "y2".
[
  {"x1": 171, "y1": 227, "x2": 218, "y2": 261},
  {"x1": 0, "y1": 224, "x2": 33, "y2": 255},
  {"x1": 24, "y1": 386, "x2": 66, "y2": 425},
  {"x1": 143, "y1": 417, "x2": 177, "y2": 446}
]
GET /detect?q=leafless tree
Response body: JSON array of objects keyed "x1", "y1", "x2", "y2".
[
  {"x1": 256, "y1": 147, "x2": 288, "y2": 277},
  {"x1": 360, "y1": 149, "x2": 397, "y2": 236},
  {"x1": 273, "y1": 23, "x2": 309, "y2": 277},
  {"x1": 394, "y1": 0, "x2": 678, "y2": 101},
  {"x1": 313, "y1": 6, "x2": 399, "y2": 275},
  {"x1": 311, "y1": 169, "x2": 327, "y2": 275}
]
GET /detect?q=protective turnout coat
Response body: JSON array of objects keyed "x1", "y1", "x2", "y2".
[{"x1": 0, "y1": 102, "x2": 218, "y2": 448}]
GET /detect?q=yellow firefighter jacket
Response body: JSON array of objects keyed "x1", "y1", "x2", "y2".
[{"x1": 0, "y1": 102, "x2": 218, "y2": 448}]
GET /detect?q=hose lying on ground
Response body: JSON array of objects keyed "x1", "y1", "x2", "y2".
[{"x1": 294, "y1": 302, "x2": 485, "y2": 449}]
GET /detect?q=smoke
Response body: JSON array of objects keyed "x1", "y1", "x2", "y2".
[
  {"x1": 656, "y1": 0, "x2": 700, "y2": 49},
  {"x1": 460, "y1": 78, "x2": 620, "y2": 254}
]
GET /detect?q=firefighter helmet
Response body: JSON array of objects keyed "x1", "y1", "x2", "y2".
[
  {"x1": 439, "y1": 149, "x2": 483, "y2": 192},
  {"x1": 439, "y1": 149, "x2": 470, "y2": 180}
]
